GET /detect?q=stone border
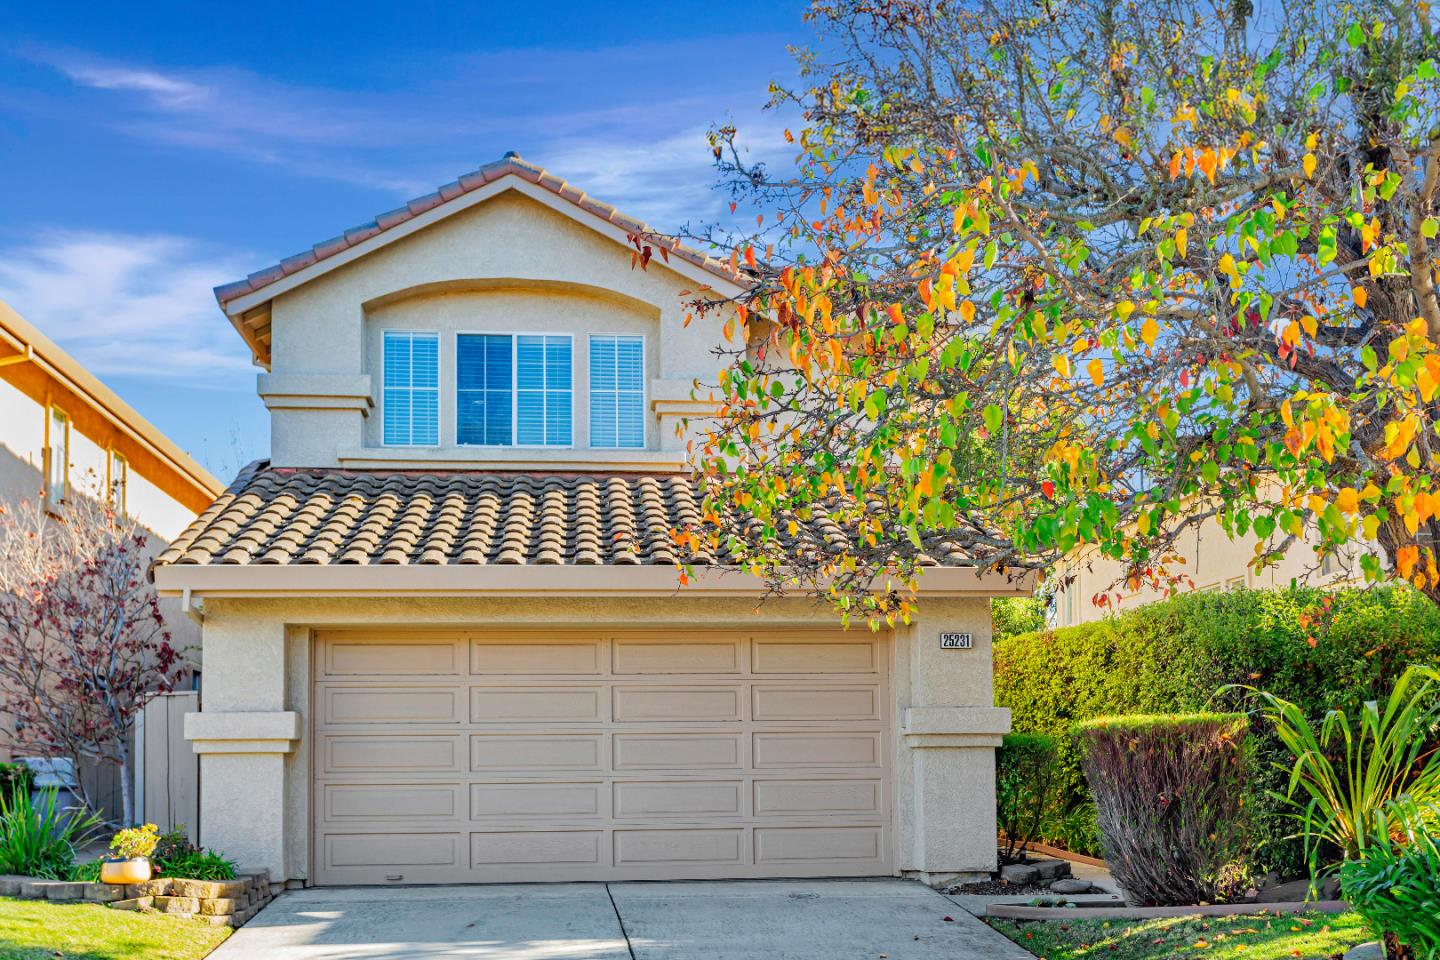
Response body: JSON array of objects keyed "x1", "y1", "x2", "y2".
[
  {"x1": 986, "y1": 899, "x2": 1351, "y2": 920},
  {"x1": 0, "y1": 870, "x2": 275, "y2": 927}
]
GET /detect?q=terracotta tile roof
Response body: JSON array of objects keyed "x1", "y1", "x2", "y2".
[
  {"x1": 154, "y1": 463, "x2": 974, "y2": 569},
  {"x1": 213, "y1": 153, "x2": 747, "y2": 310}
]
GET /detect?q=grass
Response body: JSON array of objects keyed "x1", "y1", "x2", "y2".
[
  {"x1": 989, "y1": 910, "x2": 1373, "y2": 960},
  {"x1": 0, "y1": 897, "x2": 231, "y2": 960}
]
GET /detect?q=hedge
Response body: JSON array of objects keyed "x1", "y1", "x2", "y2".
[{"x1": 994, "y1": 585, "x2": 1440, "y2": 878}]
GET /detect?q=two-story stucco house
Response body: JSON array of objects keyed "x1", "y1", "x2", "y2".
[{"x1": 151, "y1": 155, "x2": 1025, "y2": 889}]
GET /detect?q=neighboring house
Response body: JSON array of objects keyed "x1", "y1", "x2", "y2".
[
  {"x1": 1053, "y1": 511, "x2": 1361, "y2": 627},
  {"x1": 0, "y1": 299, "x2": 223, "y2": 793},
  {"x1": 151, "y1": 154, "x2": 1028, "y2": 888}
]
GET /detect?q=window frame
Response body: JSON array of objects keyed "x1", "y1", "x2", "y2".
[
  {"x1": 587, "y1": 333, "x2": 647, "y2": 450},
  {"x1": 454, "y1": 331, "x2": 576, "y2": 450},
  {"x1": 380, "y1": 329, "x2": 442, "y2": 448},
  {"x1": 45, "y1": 405, "x2": 70, "y2": 511},
  {"x1": 108, "y1": 448, "x2": 129, "y2": 516}
]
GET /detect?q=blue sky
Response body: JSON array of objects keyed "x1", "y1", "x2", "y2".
[{"x1": 0, "y1": 1, "x2": 807, "y2": 480}]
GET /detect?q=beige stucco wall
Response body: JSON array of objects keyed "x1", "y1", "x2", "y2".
[
  {"x1": 264, "y1": 191, "x2": 725, "y2": 468},
  {"x1": 190, "y1": 593, "x2": 1007, "y2": 886},
  {"x1": 1054, "y1": 512, "x2": 1362, "y2": 627}
]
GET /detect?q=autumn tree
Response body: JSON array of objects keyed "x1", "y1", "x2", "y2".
[
  {"x1": 681, "y1": 0, "x2": 1440, "y2": 623},
  {"x1": 0, "y1": 494, "x2": 184, "y2": 824}
]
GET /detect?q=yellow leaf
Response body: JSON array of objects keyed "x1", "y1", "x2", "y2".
[
  {"x1": 1053, "y1": 355, "x2": 1072, "y2": 378},
  {"x1": 959, "y1": 300, "x2": 976, "y2": 323},
  {"x1": 1363, "y1": 514, "x2": 1381, "y2": 540},
  {"x1": 1087, "y1": 358, "x2": 1105, "y2": 387},
  {"x1": 1335, "y1": 488, "x2": 1359, "y2": 514},
  {"x1": 1282, "y1": 321, "x2": 1301, "y2": 346},
  {"x1": 1137, "y1": 512, "x2": 1151, "y2": 535},
  {"x1": 1301, "y1": 314, "x2": 1318, "y2": 337},
  {"x1": 1175, "y1": 227, "x2": 1189, "y2": 259},
  {"x1": 1116, "y1": 300, "x2": 1136, "y2": 320},
  {"x1": 1218, "y1": 252, "x2": 1239, "y2": 281},
  {"x1": 1141, "y1": 316, "x2": 1159, "y2": 347},
  {"x1": 1352, "y1": 286, "x2": 1368, "y2": 309},
  {"x1": 1303, "y1": 153, "x2": 1317, "y2": 178}
]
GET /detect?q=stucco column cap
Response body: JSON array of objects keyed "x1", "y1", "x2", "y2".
[
  {"x1": 902, "y1": 706, "x2": 1011, "y2": 748},
  {"x1": 185, "y1": 711, "x2": 302, "y2": 755}
]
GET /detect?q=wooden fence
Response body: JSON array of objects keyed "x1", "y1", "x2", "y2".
[{"x1": 134, "y1": 691, "x2": 199, "y2": 843}]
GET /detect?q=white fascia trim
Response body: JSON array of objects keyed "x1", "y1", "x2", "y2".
[
  {"x1": 221, "y1": 178, "x2": 749, "y2": 318},
  {"x1": 154, "y1": 564, "x2": 1035, "y2": 599}
]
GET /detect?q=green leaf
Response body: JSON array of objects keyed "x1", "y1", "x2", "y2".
[
  {"x1": 1423, "y1": 218, "x2": 1439, "y2": 240},
  {"x1": 1346, "y1": 22, "x2": 1366, "y2": 48},
  {"x1": 1362, "y1": 345, "x2": 1378, "y2": 371},
  {"x1": 983, "y1": 404, "x2": 1003, "y2": 434}
]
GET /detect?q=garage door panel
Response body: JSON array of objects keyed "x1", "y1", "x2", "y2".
[
  {"x1": 614, "y1": 828, "x2": 744, "y2": 865},
  {"x1": 470, "y1": 641, "x2": 601, "y2": 675},
  {"x1": 324, "y1": 638, "x2": 462, "y2": 677},
  {"x1": 752, "y1": 639, "x2": 879, "y2": 674},
  {"x1": 469, "y1": 782, "x2": 604, "y2": 819},
  {"x1": 752, "y1": 686, "x2": 879, "y2": 721},
  {"x1": 612, "y1": 734, "x2": 741, "y2": 770},
  {"x1": 324, "y1": 783, "x2": 461, "y2": 821},
  {"x1": 326, "y1": 832, "x2": 461, "y2": 869},
  {"x1": 313, "y1": 630, "x2": 892, "y2": 885},
  {"x1": 322, "y1": 735, "x2": 462, "y2": 775},
  {"x1": 324, "y1": 687, "x2": 461, "y2": 724},
  {"x1": 753, "y1": 779, "x2": 882, "y2": 816},
  {"x1": 613, "y1": 686, "x2": 741, "y2": 722},
  {"x1": 470, "y1": 686, "x2": 603, "y2": 723},
  {"x1": 470, "y1": 734, "x2": 603, "y2": 772},
  {"x1": 613, "y1": 640, "x2": 740, "y2": 674},
  {"x1": 471, "y1": 830, "x2": 602, "y2": 866},
  {"x1": 613, "y1": 781, "x2": 743, "y2": 818},
  {"x1": 753, "y1": 732, "x2": 882, "y2": 768},
  {"x1": 754, "y1": 826, "x2": 884, "y2": 864}
]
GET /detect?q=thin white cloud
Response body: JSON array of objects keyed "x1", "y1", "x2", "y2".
[
  {"x1": 0, "y1": 231, "x2": 255, "y2": 384},
  {"x1": 60, "y1": 64, "x2": 207, "y2": 107}
]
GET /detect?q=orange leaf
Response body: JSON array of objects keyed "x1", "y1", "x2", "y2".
[{"x1": 1352, "y1": 286, "x2": 1368, "y2": 309}]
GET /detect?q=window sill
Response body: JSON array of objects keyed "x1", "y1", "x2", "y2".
[{"x1": 336, "y1": 446, "x2": 687, "y2": 472}]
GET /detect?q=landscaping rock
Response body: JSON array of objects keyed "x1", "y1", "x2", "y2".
[
  {"x1": 1049, "y1": 878, "x2": 1096, "y2": 894},
  {"x1": 201, "y1": 914, "x2": 234, "y2": 927},
  {"x1": 125, "y1": 879, "x2": 171, "y2": 898},
  {"x1": 83, "y1": 883, "x2": 127, "y2": 903},
  {"x1": 45, "y1": 882, "x2": 85, "y2": 901},
  {"x1": 213, "y1": 880, "x2": 247, "y2": 900},
  {"x1": 1034, "y1": 859, "x2": 1072, "y2": 881},
  {"x1": 1343, "y1": 944, "x2": 1384, "y2": 960},
  {"x1": 153, "y1": 895, "x2": 200, "y2": 914},
  {"x1": 109, "y1": 896, "x2": 153, "y2": 911},
  {"x1": 20, "y1": 881, "x2": 60, "y2": 899},
  {"x1": 999, "y1": 863, "x2": 1041, "y2": 884},
  {"x1": 0, "y1": 875, "x2": 27, "y2": 897},
  {"x1": 200, "y1": 897, "x2": 236, "y2": 916}
]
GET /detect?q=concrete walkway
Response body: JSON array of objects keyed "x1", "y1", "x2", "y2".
[{"x1": 208, "y1": 878, "x2": 1034, "y2": 959}]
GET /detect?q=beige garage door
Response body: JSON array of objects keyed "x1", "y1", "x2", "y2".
[{"x1": 311, "y1": 629, "x2": 892, "y2": 884}]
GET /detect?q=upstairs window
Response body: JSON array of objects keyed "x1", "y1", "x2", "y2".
[
  {"x1": 108, "y1": 450, "x2": 129, "y2": 516},
  {"x1": 382, "y1": 331, "x2": 439, "y2": 446},
  {"x1": 458, "y1": 333, "x2": 573, "y2": 447},
  {"x1": 589, "y1": 335, "x2": 645, "y2": 448},
  {"x1": 45, "y1": 406, "x2": 69, "y2": 509}
]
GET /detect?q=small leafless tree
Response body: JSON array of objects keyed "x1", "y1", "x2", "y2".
[{"x1": 0, "y1": 493, "x2": 185, "y2": 825}]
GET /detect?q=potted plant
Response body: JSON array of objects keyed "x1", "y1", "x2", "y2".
[{"x1": 101, "y1": 823, "x2": 159, "y2": 885}]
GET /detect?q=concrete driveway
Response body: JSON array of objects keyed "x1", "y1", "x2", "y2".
[{"x1": 207, "y1": 878, "x2": 1033, "y2": 960}]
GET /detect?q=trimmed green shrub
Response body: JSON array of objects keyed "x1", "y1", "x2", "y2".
[
  {"x1": 159, "y1": 849, "x2": 236, "y2": 882},
  {"x1": 1340, "y1": 798, "x2": 1440, "y2": 960},
  {"x1": 992, "y1": 597, "x2": 1046, "y2": 644},
  {"x1": 996, "y1": 733, "x2": 1059, "y2": 863},
  {"x1": 67, "y1": 859, "x2": 103, "y2": 883},
  {"x1": 1075, "y1": 713, "x2": 1252, "y2": 907},
  {"x1": 995, "y1": 585, "x2": 1440, "y2": 876}
]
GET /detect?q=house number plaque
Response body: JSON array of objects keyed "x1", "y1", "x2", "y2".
[{"x1": 938, "y1": 632, "x2": 973, "y2": 649}]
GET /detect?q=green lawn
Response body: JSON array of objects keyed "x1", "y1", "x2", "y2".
[
  {"x1": 0, "y1": 897, "x2": 231, "y2": 960},
  {"x1": 989, "y1": 910, "x2": 1373, "y2": 960}
]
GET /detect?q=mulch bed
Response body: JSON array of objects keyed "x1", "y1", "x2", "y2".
[{"x1": 946, "y1": 879, "x2": 1056, "y2": 896}]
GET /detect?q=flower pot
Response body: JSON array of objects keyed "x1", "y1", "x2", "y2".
[{"x1": 100, "y1": 857, "x2": 151, "y2": 885}]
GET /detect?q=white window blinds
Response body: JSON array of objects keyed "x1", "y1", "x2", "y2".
[
  {"x1": 589, "y1": 335, "x2": 645, "y2": 448},
  {"x1": 382, "y1": 331, "x2": 440, "y2": 445}
]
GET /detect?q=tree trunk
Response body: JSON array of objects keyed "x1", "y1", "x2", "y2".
[{"x1": 115, "y1": 736, "x2": 134, "y2": 827}]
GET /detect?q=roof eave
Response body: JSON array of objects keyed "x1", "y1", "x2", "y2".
[{"x1": 153, "y1": 563, "x2": 1035, "y2": 599}]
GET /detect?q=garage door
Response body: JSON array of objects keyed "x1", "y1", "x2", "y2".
[{"x1": 311, "y1": 629, "x2": 892, "y2": 884}]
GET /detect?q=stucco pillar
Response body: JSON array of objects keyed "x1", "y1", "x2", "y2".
[
  {"x1": 899, "y1": 597, "x2": 1012, "y2": 883},
  {"x1": 186, "y1": 712, "x2": 300, "y2": 880},
  {"x1": 185, "y1": 606, "x2": 297, "y2": 880}
]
